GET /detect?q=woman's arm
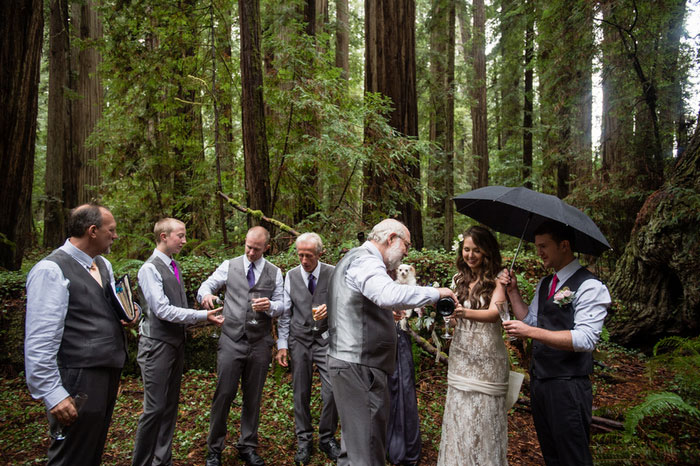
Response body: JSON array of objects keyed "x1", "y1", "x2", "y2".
[{"x1": 453, "y1": 280, "x2": 502, "y2": 323}]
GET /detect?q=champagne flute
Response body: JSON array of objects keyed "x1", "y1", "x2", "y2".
[
  {"x1": 48, "y1": 392, "x2": 88, "y2": 440},
  {"x1": 211, "y1": 297, "x2": 222, "y2": 338},
  {"x1": 496, "y1": 300, "x2": 516, "y2": 341},
  {"x1": 311, "y1": 301, "x2": 324, "y2": 332},
  {"x1": 249, "y1": 291, "x2": 261, "y2": 325},
  {"x1": 436, "y1": 298, "x2": 455, "y2": 340}
]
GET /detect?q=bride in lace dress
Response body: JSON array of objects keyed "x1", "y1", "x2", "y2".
[{"x1": 437, "y1": 226, "x2": 509, "y2": 466}]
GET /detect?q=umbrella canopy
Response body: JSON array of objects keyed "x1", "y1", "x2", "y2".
[{"x1": 453, "y1": 186, "x2": 611, "y2": 257}]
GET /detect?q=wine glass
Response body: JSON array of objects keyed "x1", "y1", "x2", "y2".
[
  {"x1": 249, "y1": 291, "x2": 261, "y2": 325},
  {"x1": 436, "y1": 298, "x2": 455, "y2": 340},
  {"x1": 48, "y1": 392, "x2": 88, "y2": 440},
  {"x1": 311, "y1": 301, "x2": 324, "y2": 332},
  {"x1": 496, "y1": 300, "x2": 516, "y2": 341}
]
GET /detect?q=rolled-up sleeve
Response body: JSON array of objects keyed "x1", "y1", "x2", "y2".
[
  {"x1": 197, "y1": 260, "x2": 229, "y2": 303},
  {"x1": 570, "y1": 279, "x2": 611, "y2": 352},
  {"x1": 24, "y1": 262, "x2": 71, "y2": 410}
]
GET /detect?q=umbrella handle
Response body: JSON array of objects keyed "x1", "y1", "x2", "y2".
[{"x1": 509, "y1": 213, "x2": 533, "y2": 274}]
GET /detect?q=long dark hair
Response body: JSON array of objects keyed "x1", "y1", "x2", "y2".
[{"x1": 454, "y1": 225, "x2": 502, "y2": 309}]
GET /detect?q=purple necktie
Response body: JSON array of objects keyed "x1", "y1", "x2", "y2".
[
  {"x1": 308, "y1": 274, "x2": 316, "y2": 294},
  {"x1": 247, "y1": 263, "x2": 256, "y2": 289},
  {"x1": 171, "y1": 261, "x2": 181, "y2": 284}
]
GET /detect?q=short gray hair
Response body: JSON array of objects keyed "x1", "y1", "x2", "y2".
[
  {"x1": 67, "y1": 204, "x2": 104, "y2": 238},
  {"x1": 295, "y1": 232, "x2": 323, "y2": 254},
  {"x1": 367, "y1": 219, "x2": 407, "y2": 244}
]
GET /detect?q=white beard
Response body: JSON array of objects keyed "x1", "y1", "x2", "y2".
[{"x1": 385, "y1": 241, "x2": 404, "y2": 271}]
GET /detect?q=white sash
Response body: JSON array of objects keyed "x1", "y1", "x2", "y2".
[{"x1": 447, "y1": 370, "x2": 524, "y2": 411}]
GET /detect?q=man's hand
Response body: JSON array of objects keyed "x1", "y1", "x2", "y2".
[
  {"x1": 251, "y1": 297, "x2": 270, "y2": 312},
  {"x1": 502, "y1": 319, "x2": 531, "y2": 339},
  {"x1": 50, "y1": 396, "x2": 78, "y2": 426},
  {"x1": 201, "y1": 294, "x2": 218, "y2": 310},
  {"x1": 312, "y1": 303, "x2": 327, "y2": 320},
  {"x1": 276, "y1": 348, "x2": 289, "y2": 367},
  {"x1": 121, "y1": 304, "x2": 141, "y2": 327},
  {"x1": 207, "y1": 307, "x2": 224, "y2": 326},
  {"x1": 436, "y1": 287, "x2": 459, "y2": 304},
  {"x1": 392, "y1": 310, "x2": 406, "y2": 322}
]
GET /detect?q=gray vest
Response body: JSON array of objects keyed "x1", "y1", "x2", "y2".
[
  {"x1": 328, "y1": 247, "x2": 397, "y2": 374},
  {"x1": 222, "y1": 256, "x2": 279, "y2": 345},
  {"x1": 288, "y1": 263, "x2": 334, "y2": 346},
  {"x1": 531, "y1": 267, "x2": 596, "y2": 379},
  {"x1": 138, "y1": 256, "x2": 188, "y2": 346},
  {"x1": 46, "y1": 250, "x2": 127, "y2": 369}
]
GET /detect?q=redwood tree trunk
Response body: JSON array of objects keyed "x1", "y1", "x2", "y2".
[
  {"x1": 239, "y1": 0, "x2": 271, "y2": 225},
  {"x1": 0, "y1": 0, "x2": 43, "y2": 269},
  {"x1": 335, "y1": 0, "x2": 349, "y2": 79},
  {"x1": 608, "y1": 118, "x2": 700, "y2": 348},
  {"x1": 471, "y1": 0, "x2": 488, "y2": 188}
]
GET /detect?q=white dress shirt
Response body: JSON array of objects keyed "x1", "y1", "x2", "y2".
[
  {"x1": 277, "y1": 262, "x2": 322, "y2": 350},
  {"x1": 24, "y1": 240, "x2": 122, "y2": 410},
  {"x1": 345, "y1": 242, "x2": 439, "y2": 310},
  {"x1": 138, "y1": 249, "x2": 207, "y2": 325},
  {"x1": 196, "y1": 255, "x2": 285, "y2": 316},
  {"x1": 523, "y1": 259, "x2": 611, "y2": 352}
]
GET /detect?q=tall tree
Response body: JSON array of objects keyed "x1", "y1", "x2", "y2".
[
  {"x1": 240, "y1": 0, "x2": 271, "y2": 224},
  {"x1": 497, "y1": 0, "x2": 524, "y2": 160},
  {"x1": 427, "y1": 0, "x2": 456, "y2": 249},
  {"x1": 471, "y1": 0, "x2": 488, "y2": 188},
  {"x1": 0, "y1": 0, "x2": 43, "y2": 269},
  {"x1": 522, "y1": 0, "x2": 534, "y2": 189},
  {"x1": 364, "y1": 0, "x2": 423, "y2": 247},
  {"x1": 335, "y1": 0, "x2": 350, "y2": 79},
  {"x1": 44, "y1": 0, "x2": 104, "y2": 247}
]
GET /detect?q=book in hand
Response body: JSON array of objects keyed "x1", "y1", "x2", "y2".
[{"x1": 115, "y1": 274, "x2": 137, "y2": 321}]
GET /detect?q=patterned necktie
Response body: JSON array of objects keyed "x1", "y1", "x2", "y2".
[
  {"x1": 89, "y1": 261, "x2": 103, "y2": 288},
  {"x1": 171, "y1": 260, "x2": 181, "y2": 283},
  {"x1": 247, "y1": 263, "x2": 256, "y2": 289},
  {"x1": 547, "y1": 274, "x2": 559, "y2": 300},
  {"x1": 308, "y1": 274, "x2": 316, "y2": 294}
]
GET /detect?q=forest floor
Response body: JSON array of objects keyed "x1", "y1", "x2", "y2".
[{"x1": 0, "y1": 339, "x2": 664, "y2": 466}]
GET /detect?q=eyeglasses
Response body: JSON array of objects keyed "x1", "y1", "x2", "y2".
[{"x1": 396, "y1": 235, "x2": 411, "y2": 250}]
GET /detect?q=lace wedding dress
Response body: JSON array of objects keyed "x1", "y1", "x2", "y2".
[{"x1": 437, "y1": 315, "x2": 509, "y2": 465}]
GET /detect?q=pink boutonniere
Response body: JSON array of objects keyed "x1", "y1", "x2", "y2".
[{"x1": 553, "y1": 287, "x2": 575, "y2": 307}]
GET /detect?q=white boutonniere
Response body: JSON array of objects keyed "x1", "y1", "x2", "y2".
[{"x1": 553, "y1": 287, "x2": 575, "y2": 307}]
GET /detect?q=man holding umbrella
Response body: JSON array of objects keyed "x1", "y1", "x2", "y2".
[{"x1": 501, "y1": 220, "x2": 611, "y2": 466}]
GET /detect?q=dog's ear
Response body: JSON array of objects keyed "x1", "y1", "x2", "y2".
[{"x1": 410, "y1": 265, "x2": 416, "y2": 274}]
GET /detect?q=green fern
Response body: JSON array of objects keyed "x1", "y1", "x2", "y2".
[
  {"x1": 653, "y1": 336, "x2": 700, "y2": 357},
  {"x1": 623, "y1": 391, "x2": 700, "y2": 436}
]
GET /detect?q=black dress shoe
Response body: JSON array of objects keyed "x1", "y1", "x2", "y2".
[
  {"x1": 238, "y1": 449, "x2": 265, "y2": 466},
  {"x1": 205, "y1": 451, "x2": 221, "y2": 466},
  {"x1": 294, "y1": 444, "x2": 312, "y2": 465},
  {"x1": 319, "y1": 438, "x2": 341, "y2": 461}
]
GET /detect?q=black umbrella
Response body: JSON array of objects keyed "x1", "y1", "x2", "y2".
[{"x1": 453, "y1": 186, "x2": 611, "y2": 268}]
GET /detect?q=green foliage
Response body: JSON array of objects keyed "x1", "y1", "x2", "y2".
[
  {"x1": 651, "y1": 336, "x2": 700, "y2": 400},
  {"x1": 623, "y1": 391, "x2": 700, "y2": 436}
]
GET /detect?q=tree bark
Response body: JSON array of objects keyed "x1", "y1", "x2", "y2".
[
  {"x1": 363, "y1": 0, "x2": 423, "y2": 248},
  {"x1": 44, "y1": 0, "x2": 71, "y2": 248},
  {"x1": 471, "y1": 0, "x2": 488, "y2": 188},
  {"x1": 335, "y1": 0, "x2": 349, "y2": 79},
  {"x1": 608, "y1": 119, "x2": 700, "y2": 348},
  {"x1": 522, "y1": 0, "x2": 534, "y2": 190},
  {"x1": 239, "y1": 0, "x2": 271, "y2": 226},
  {"x1": 0, "y1": 0, "x2": 43, "y2": 269}
]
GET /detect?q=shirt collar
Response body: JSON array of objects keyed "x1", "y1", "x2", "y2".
[
  {"x1": 554, "y1": 258, "x2": 581, "y2": 285},
  {"x1": 152, "y1": 248, "x2": 174, "y2": 266},
  {"x1": 243, "y1": 255, "x2": 265, "y2": 271},
  {"x1": 61, "y1": 239, "x2": 95, "y2": 270},
  {"x1": 300, "y1": 262, "x2": 321, "y2": 281},
  {"x1": 362, "y1": 241, "x2": 384, "y2": 264}
]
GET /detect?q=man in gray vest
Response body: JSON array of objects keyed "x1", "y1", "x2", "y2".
[
  {"x1": 276, "y1": 232, "x2": 340, "y2": 465},
  {"x1": 25, "y1": 204, "x2": 137, "y2": 466},
  {"x1": 131, "y1": 218, "x2": 224, "y2": 466},
  {"x1": 502, "y1": 221, "x2": 611, "y2": 466},
  {"x1": 198, "y1": 226, "x2": 284, "y2": 466},
  {"x1": 327, "y1": 219, "x2": 457, "y2": 465}
]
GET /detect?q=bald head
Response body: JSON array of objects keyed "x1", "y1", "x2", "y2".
[{"x1": 245, "y1": 226, "x2": 270, "y2": 263}]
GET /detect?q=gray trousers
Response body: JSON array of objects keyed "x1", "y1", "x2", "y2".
[
  {"x1": 289, "y1": 338, "x2": 338, "y2": 447},
  {"x1": 328, "y1": 356, "x2": 389, "y2": 466},
  {"x1": 47, "y1": 366, "x2": 122, "y2": 466},
  {"x1": 131, "y1": 337, "x2": 185, "y2": 466},
  {"x1": 207, "y1": 332, "x2": 272, "y2": 454}
]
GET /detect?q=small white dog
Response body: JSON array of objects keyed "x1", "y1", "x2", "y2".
[{"x1": 395, "y1": 264, "x2": 422, "y2": 330}]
